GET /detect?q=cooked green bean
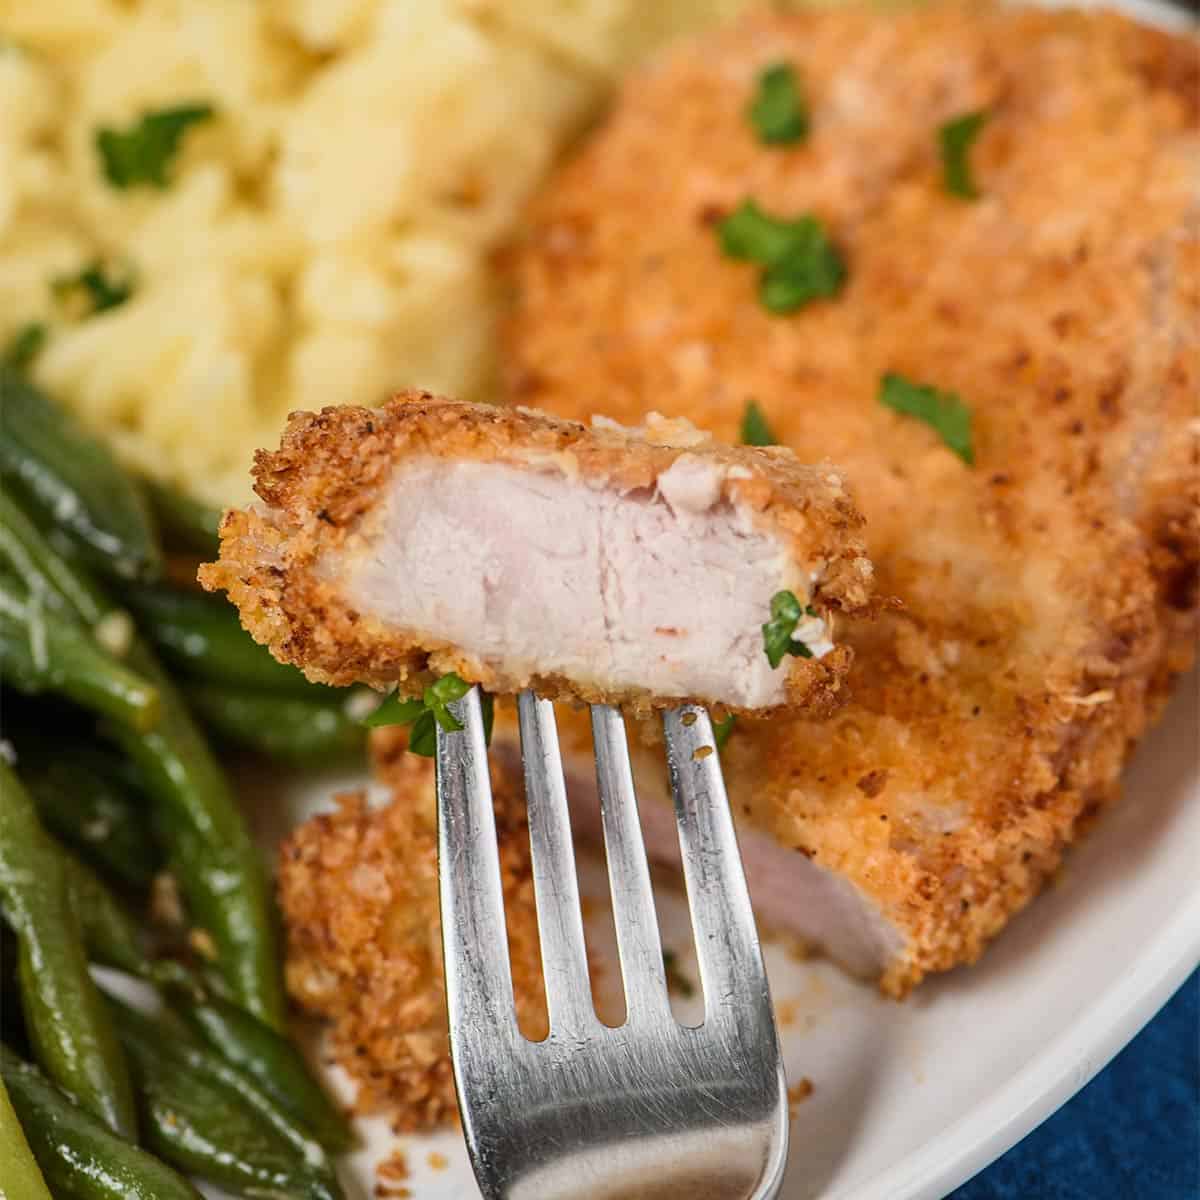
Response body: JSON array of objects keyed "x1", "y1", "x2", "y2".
[
  {"x1": 0, "y1": 1072, "x2": 52, "y2": 1200},
  {"x1": 112, "y1": 1000, "x2": 344, "y2": 1200},
  {"x1": 0, "y1": 488, "x2": 109, "y2": 629},
  {"x1": 0, "y1": 1046, "x2": 202, "y2": 1200},
  {"x1": 0, "y1": 761, "x2": 137, "y2": 1139},
  {"x1": 107, "y1": 652, "x2": 285, "y2": 1030},
  {"x1": 188, "y1": 683, "x2": 368, "y2": 763},
  {"x1": 0, "y1": 579, "x2": 160, "y2": 732},
  {"x1": 126, "y1": 583, "x2": 319, "y2": 694},
  {"x1": 179, "y1": 990, "x2": 354, "y2": 1153},
  {"x1": 143, "y1": 479, "x2": 222, "y2": 558},
  {"x1": 1, "y1": 495, "x2": 284, "y2": 1029},
  {"x1": 20, "y1": 747, "x2": 162, "y2": 889},
  {"x1": 0, "y1": 367, "x2": 162, "y2": 583},
  {"x1": 59, "y1": 847, "x2": 151, "y2": 978}
]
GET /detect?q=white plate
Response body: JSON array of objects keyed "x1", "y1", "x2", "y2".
[{"x1": 245, "y1": 672, "x2": 1195, "y2": 1200}]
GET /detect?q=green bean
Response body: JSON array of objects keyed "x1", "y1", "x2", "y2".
[
  {"x1": 0, "y1": 1072, "x2": 53, "y2": 1200},
  {"x1": 0, "y1": 487, "x2": 109, "y2": 628},
  {"x1": 0, "y1": 582, "x2": 160, "y2": 733},
  {"x1": 107, "y1": 652, "x2": 285, "y2": 1030},
  {"x1": 178, "y1": 990, "x2": 354, "y2": 1152},
  {"x1": 20, "y1": 747, "x2": 162, "y2": 889},
  {"x1": 59, "y1": 847, "x2": 152, "y2": 978},
  {"x1": 142, "y1": 479, "x2": 222, "y2": 558},
  {"x1": 1, "y1": 494, "x2": 285, "y2": 1030},
  {"x1": 188, "y1": 683, "x2": 368, "y2": 763},
  {"x1": 0, "y1": 1046, "x2": 203, "y2": 1200},
  {"x1": 126, "y1": 583, "x2": 319, "y2": 694},
  {"x1": 111, "y1": 1000, "x2": 345, "y2": 1200},
  {"x1": 0, "y1": 367, "x2": 162, "y2": 583},
  {"x1": 0, "y1": 761, "x2": 137, "y2": 1139}
]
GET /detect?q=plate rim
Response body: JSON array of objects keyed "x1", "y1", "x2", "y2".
[{"x1": 829, "y1": 884, "x2": 1200, "y2": 1200}]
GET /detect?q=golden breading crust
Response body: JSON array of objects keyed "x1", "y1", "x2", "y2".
[
  {"x1": 504, "y1": 3, "x2": 1199, "y2": 994},
  {"x1": 276, "y1": 730, "x2": 547, "y2": 1130},
  {"x1": 200, "y1": 392, "x2": 875, "y2": 717}
]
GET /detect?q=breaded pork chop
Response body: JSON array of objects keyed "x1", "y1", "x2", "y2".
[
  {"x1": 202, "y1": 393, "x2": 873, "y2": 715},
  {"x1": 506, "y1": 3, "x2": 1199, "y2": 994}
]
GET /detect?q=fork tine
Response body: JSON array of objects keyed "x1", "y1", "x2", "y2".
[
  {"x1": 436, "y1": 687, "x2": 520, "y2": 1038},
  {"x1": 518, "y1": 690, "x2": 595, "y2": 1034},
  {"x1": 663, "y1": 706, "x2": 772, "y2": 1020},
  {"x1": 590, "y1": 704, "x2": 670, "y2": 1022}
]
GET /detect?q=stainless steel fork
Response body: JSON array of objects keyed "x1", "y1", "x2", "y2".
[{"x1": 436, "y1": 687, "x2": 789, "y2": 1200}]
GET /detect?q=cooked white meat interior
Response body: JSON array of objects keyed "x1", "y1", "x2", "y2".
[
  {"x1": 345, "y1": 457, "x2": 832, "y2": 709},
  {"x1": 202, "y1": 393, "x2": 873, "y2": 715}
]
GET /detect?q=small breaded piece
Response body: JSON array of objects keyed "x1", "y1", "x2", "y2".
[
  {"x1": 276, "y1": 730, "x2": 547, "y2": 1130},
  {"x1": 201, "y1": 393, "x2": 874, "y2": 716},
  {"x1": 506, "y1": 3, "x2": 1199, "y2": 993}
]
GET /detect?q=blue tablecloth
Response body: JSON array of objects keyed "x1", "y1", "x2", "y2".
[{"x1": 949, "y1": 969, "x2": 1199, "y2": 1199}]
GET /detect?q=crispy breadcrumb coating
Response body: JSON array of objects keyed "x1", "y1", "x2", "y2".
[
  {"x1": 201, "y1": 393, "x2": 873, "y2": 716},
  {"x1": 277, "y1": 732, "x2": 546, "y2": 1130},
  {"x1": 505, "y1": 2, "x2": 1199, "y2": 995}
]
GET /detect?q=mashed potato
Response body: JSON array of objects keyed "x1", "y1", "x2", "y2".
[{"x1": 0, "y1": 0, "x2": 755, "y2": 504}]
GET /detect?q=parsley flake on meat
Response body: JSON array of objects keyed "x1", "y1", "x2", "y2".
[
  {"x1": 713, "y1": 713, "x2": 737, "y2": 748},
  {"x1": 762, "y1": 590, "x2": 814, "y2": 669},
  {"x1": 740, "y1": 400, "x2": 777, "y2": 446},
  {"x1": 362, "y1": 672, "x2": 492, "y2": 758},
  {"x1": 748, "y1": 63, "x2": 809, "y2": 145},
  {"x1": 939, "y1": 110, "x2": 989, "y2": 200},
  {"x1": 717, "y1": 200, "x2": 845, "y2": 313},
  {"x1": 96, "y1": 104, "x2": 215, "y2": 190},
  {"x1": 719, "y1": 200, "x2": 809, "y2": 263},
  {"x1": 52, "y1": 262, "x2": 134, "y2": 317},
  {"x1": 879, "y1": 373, "x2": 974, "y2": 464}
]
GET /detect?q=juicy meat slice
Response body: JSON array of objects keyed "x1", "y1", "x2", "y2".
[
  {"x1": 201, "y1": 393, "x2": 874, "y2": 715},
  {"x1": 505, "y1": 3, "x2": 1199, "y2": 993}
]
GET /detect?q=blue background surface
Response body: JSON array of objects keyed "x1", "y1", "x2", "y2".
[{"x1": 948, "y1": 969, "x2": 1199, "y2": 1199}]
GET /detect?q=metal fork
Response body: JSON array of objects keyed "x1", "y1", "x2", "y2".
[{"x1": 435, "y1": 687, "x2": 789, "y2": 1200}]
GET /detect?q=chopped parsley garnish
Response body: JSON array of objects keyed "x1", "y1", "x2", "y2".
[
  {"x1": 361, "y1": 673, "x2": 493, "y2": 758},
  {"x1": 717, "y1": 200, "x2": 845, "y2": 314},
  {"x1": 939, "y1": 110, "x2": 989, "y2": 200},
  {"x1": 713, "y1": 713, "x2": 737, "y2": 749},
  {"x1": 762, "y1": 589, "x2": 814, "y2": 670},
  {"x1": 2, "y1": 323, "x2": 47, "y2": 371},
  {"x1": 878, "y1": 373, "x2": 973, "y2": 464},
  {"x1": 52, "y1": 262, "x2": 134, "y2": 318},
  {"x1": 663, "y1": 950, "x2": 695, "y2": 997},
  {"x1": 739, "y1": 400, "x2": 776, "y2": 446},
  {"x1": 748, "y1": 62, "x2": 809, "y2": 145},
  {"x1": 96, "y1": 104, "x2": 215, "y2": 190},
  {"x1": 719, "y1": 200, "x2": 809, "y2": 263}
]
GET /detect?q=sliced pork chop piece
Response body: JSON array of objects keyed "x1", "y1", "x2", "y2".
[
  {"x1": 505, "y1": 3, "x2": 1199, "y2": 994},
  {"x1": 277, "y1": 732, "x2": 548, "y2": 1131},
  {"x1": 201, "y1": 393, "x2": 874, "y2": 716}
]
